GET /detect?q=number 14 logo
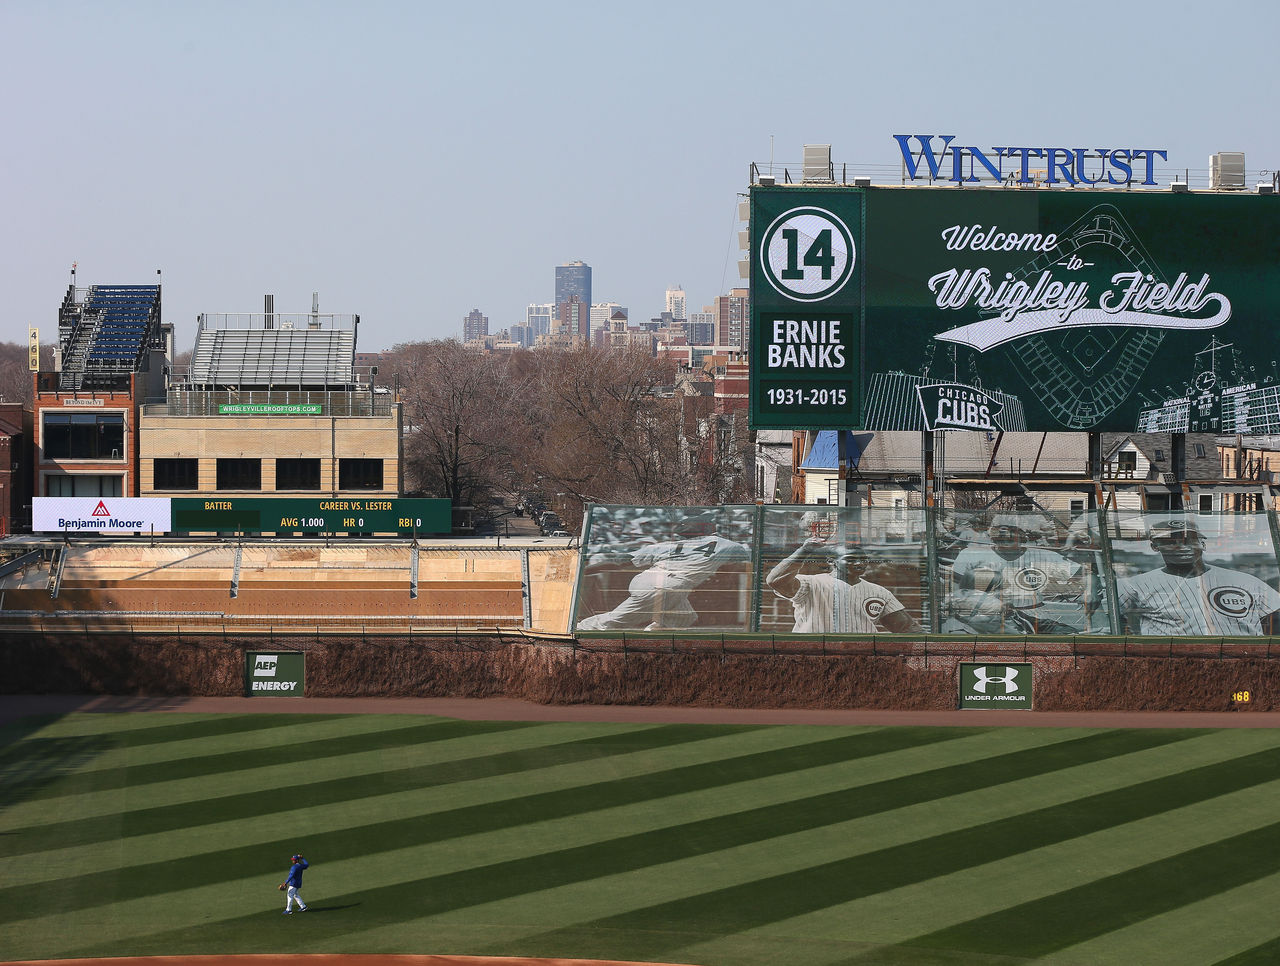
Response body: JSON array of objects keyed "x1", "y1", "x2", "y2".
[{"x1": 760, "y1": 206, "x2": 855, "y2": 302}]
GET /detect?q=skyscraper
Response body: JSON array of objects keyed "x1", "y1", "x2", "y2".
[
  {"x1": 556, "y1": 295, "x2": 590, "y2": 342},
  {"x1": 591, "y1": 302, "x2": 626, "y2": 345},
  {"x1": 665, "y1": 285, "x2": 686, "y2": 320},
  {"x1": 526, "y1": 303, "x2": 554, "y2": 339},
  {"x1": 713, "y1": 288, "x2": 750, "y2": 349},
  {"x1": 555, "y1": 260, "x2": 592, "y2": 309},
  {"x1": 463, "y1": 308, "x2": 489, "y2": 342}
]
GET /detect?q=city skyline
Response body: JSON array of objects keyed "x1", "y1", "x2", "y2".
[{"x1": 4, "y1": 1, "x2": 1279, "y2": 352}]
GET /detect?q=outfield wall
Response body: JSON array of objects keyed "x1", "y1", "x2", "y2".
[{"x1": 0, "y1": 626, "x2": 1273, "y2": 711}]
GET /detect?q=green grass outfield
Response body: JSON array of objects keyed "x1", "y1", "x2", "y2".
[{"x1": 4, "y1": 713, "x2": 1280, "y2": 966}]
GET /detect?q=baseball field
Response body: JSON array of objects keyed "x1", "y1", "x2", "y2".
[{"x1": 4, "y1": 703, "x2": 1280, "y2": 966}]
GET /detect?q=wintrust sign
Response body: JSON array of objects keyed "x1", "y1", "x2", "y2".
[{"x1": 894, "y1": 135, "x2": 1168, "y2": 186}]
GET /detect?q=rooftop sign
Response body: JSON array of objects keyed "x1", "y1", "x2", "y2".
[{"x1": 894, "y1": 135, "x2": 1168, "y2": 187}]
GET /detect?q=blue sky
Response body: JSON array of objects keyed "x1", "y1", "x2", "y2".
[{"x1": 3, "y1": 0, "x2": 1278, "y2": 352}]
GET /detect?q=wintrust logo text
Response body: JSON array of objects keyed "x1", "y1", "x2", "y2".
[{"x1": 894, "y1": 135, "x2": 1168, "y2": 186}]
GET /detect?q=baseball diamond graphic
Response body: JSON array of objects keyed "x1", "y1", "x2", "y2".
[
  {"x1": 862, "y1": 372, "x2": 1027, "y2": 431},
  {"x1": 998, "y1": 205, "x2": 1168, "y2": 428}
]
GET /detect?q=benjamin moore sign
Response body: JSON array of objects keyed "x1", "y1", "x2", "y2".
[
  {"x1": 245, "y1": 651, "x2": 305, "y2": 696},
  {"x1": 750, "y1": 184, "x2": 1280, "y2": 431},
  {"x1": 959, "y1": 662, "x2": 1033, "y2": 709},
  {"x1": 33, "y1": 497, "x2": 171, "y2": 534}
]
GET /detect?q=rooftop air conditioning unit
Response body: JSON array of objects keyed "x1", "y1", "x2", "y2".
[
  {"x1": 1210, "y1": 152, "x2": 1246, "y2": 190},
  {"x1": 802, "y1": 144, "x2": 833, "y2": 183}
]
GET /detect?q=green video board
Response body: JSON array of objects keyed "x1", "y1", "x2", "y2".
[
  {"x1": 172, "y1": 497, "x2": 451, "y2": 534},
  {"x1": 750, "y1": 183, "x2": 1280, "y2": 432}
]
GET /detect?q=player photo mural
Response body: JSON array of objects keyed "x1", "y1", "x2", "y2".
[
  {"x1": 1109, "y1": 513, "x2": 1280, "y2": 636},
  {"x1": 574, "y1": 506, "x2": 754, "y2": 632},
  {"x1": 758, "y1": 506, "x2": 928, "y2": 634},
  {"x1": 939, "y1": 508, "x2": 1105, "y2": 635}
]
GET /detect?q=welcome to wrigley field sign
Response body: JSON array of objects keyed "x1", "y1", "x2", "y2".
[{"x1": 749, "y1": 136, "x2": 1280, "y2": 433}]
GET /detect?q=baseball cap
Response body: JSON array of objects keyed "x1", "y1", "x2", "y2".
[
  {"x1": 1149, "y1": 518, "x2": 1203, "y2": 541},
  {"x1": 989, "y1": 513, "x2": 1035, "y2": 533}
]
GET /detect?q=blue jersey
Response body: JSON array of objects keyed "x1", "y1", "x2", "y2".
[{"x1": 286, "y1": 858, "x2": 308, "y2": 887}]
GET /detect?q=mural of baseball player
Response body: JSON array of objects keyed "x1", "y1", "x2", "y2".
[
  {"x1": 943, "y1": 512, "x2": 1089, "y2": 634},
  {"x1": 766, "y1": 536, "x2": 923, "y2": 634},
  {"x1": 576, "y1": 513, "x2": 751, "y2": 631},
  {"x1": 1116, "y1": 518, "x2": 1280, "y2": 636}
]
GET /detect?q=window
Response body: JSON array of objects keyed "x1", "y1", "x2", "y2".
[
  {"x1": 43, "y1": 411, "x2": 125, "y2": 460},
  {"x1": 45, "y1": 474, "x2": 123, "y2": 497},
  {"x1": 1116, "y1": 451, "x2": 1137, "y2": 474},
  {"x1": 1070, "y1": 499, "x2": 1085, "y2": 515},
  {"x1": 1154, "y1": 449, "x2": 1164, "y2": 462},
  {"x1": 153, "y1": 458, "x2": 198, "y2": 491},
  {"x1": 339, "y1": 458, "x2": 383, "y2": 490},
  {"x1": 276, "y1": 458, "x2": 321, "y2": 491},
  {"x1": 216, "y1": 458, "x2": 262, "y2": 490},
  {"x1": 1194, "y1": 443, "x2": 1206, "y2": 458},
  {"x1": 1199, "y1": 494, "x2": 1214, "y2": 515}
]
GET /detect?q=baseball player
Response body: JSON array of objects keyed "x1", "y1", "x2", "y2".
[
  {"x1": 766, "y1": 536, "x2": 922, "y2": 634},
  {"x1": 576, "y1": 515, "x2": 750, "y2": 630},
  {"x1": 279, "y1": 853, "x2": 309, "y2": 914},
  {"x1": 1117, "y1": 518, "x2": 1280, "y2": 636},
  {"x1": 944, "y1": 512, "x2": 1086, "y2": 634}
]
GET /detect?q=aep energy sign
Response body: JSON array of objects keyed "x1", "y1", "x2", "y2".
[{"x1": 749, "y1": 182, "x2": 1280, "y2": 432}]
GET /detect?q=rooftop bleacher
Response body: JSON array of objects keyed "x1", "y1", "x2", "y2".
[
  {"x1": 187, "y1": 312, "x2": 358, "y2": 389},
  {"x1": 56, "y1": 283, "x2": 162, "y2": 390}
]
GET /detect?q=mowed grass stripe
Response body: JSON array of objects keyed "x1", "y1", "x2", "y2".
[
  {"x1": 0, "y1": 721, "x2": 879, "y2": 888},
  {"x1": 4, "y1": 729, "x2": 1062, "y2": 957},
  {"x1": 2, "y1": 725, "x2": 980, "y2": 922},
  {"x1": 1, "y1": 712, "x2": 337, "y2": 764},
  {"x1": 1213, "y1": 930, "x2": 1280, "y2": 965},
  {"x1": 503, "y1": 735, "x2": 1280, "y2": 963},
  {"x1": 1035, "y1": 871, "x2": 1280, "y2": 966},
  {"x1": 426, "y1": 728, "x2": 1280, "y2": 960},
  {"x1": 7, "y1": 716, "x2": 541, "y2": 803},
  {"x1": 0, "y1": 714, "x2": 343, "y2": 806},
  {"x1": 872, "y1": 816, "x2": 1280, "y2": 963},
  {"x1": 49, "y1": 728, "x2": 1195, "y2": 954},
  {"x1": 17, "y1": 712, "x2": 455, "y2": 775},
  {"x1": 0, "y1": 718, "x2": 670, "y2": 828},
  {"x1": 706, "y1": 764, "x2": 1280, "y2": 964},
  {"x1": 0, "y1": 721, "x2": 767, "y2": 856}
]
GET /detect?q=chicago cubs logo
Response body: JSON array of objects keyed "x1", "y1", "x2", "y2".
[
  {"x1": 1210, "y1": 587, "x2": 1252, "y2": 619},
  {"x1": 864, "y1": 598, "x2": 886, "y2": 620},
  {"x1": 1014, "y1": 567, "x2": 1048, "y2": 592}
]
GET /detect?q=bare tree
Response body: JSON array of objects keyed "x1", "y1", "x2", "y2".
[
  {"x1": 0, "y1": 342, "x2": 54, "y2": 406},
  {"x1": 385, "y1": 340, "x2": 525, "y2": 510}
]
